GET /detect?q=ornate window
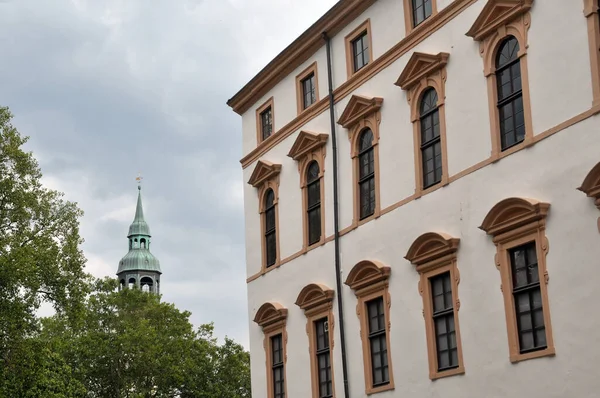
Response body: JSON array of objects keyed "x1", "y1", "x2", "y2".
[
  {"x1": 296, "y1": 62, "x2": 320, "y2": 114},
  {"x1": 466, "y1": 0, "x2": 534, "y2": 159},
  {"x1": 254, "y1": 302, "x2": 288, "y2": 398},
  {"x1": 396, "y1": 52, "x2": 450, "y2": 196},
  {"x1": 287, "y1": 131, "x2": 328, "y2": 250},
  {"x1": 577, "y1": 161, "x2": 600, "y2": 231},
  {"x1": 248, "y1": 160, "x2": 281, "y2": 271},
  {"x1": 256, "y1": 97, "x2": 275, "y2": 143},
  {"x1": 584, "y1": 0, "x2": 600, "y2": 107},
  {"x1": 337, "y1": 95, "x2": 383, "y2": 227},
  {"x1": 344, "y1": 19, "x2": 373, "y2": 78},
  {"x1": 345, "y1": 260, "x2": 394, "y2": 395},
  {"x1": 295, "y1": 284, "x2": 335, "y2": 398},
  {"x1": 402, "y1": 0, "x2": 437, "y2": 35},
  {"x1": 405, "y1": 232, "x2": 465, "y2": 380},
  {"x1": 358, "y1": 129, "x2": 376, "y2": 220},
  {"x1": 480, "y1": 197, "x2": 555, "y2": 362}
]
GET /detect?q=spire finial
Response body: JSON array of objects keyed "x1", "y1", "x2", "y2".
[{"x1": 136, "y1": 172, "x2": 143, "y2": 190}]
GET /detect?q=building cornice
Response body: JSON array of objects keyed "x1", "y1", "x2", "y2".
[{"x1": 226, "y1": 0, "x2": 378, "y2": 116}]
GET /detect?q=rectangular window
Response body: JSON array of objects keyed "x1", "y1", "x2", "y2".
[
  {"x1": 271, "y1": 334, "x2": 285, "y2": 398},
  {"x1": 315, "y1": 318, "x2": 332, "y2": 398},
  {"x1": 412, "y1": 0, "x2": 433, "y2": 27},
  {"x1": 307, "y1": 177, "x2": 321, "y2": 246},
  {"x1": 509, "y1": 242, "x2": 547, "y2": 353},
  {"x1": 359, "y1": 146, "x2": 375, "y2": 220},
  {"x1": 261, "y1": 107, "x2": 273, "y2": 141},
  {"x1": 265, "y1": 204, "x2": 276, "y2": 267},
  {"x1": 366, "y1": 297, "x2": 389, "y2": 387},
  {"x1": 430, "y1": 272, "x2": 458, "y2": 370},
  {"x1": 302, "y1": 73, "x2": 316, "y2": 110},
  {"x1": 352, "y1": 31, "x2": 370, "y2": 73}
]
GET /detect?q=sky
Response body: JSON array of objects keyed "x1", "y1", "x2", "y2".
[{"x1": 0, "y1": 0, "x2": 338, "y2": 348}]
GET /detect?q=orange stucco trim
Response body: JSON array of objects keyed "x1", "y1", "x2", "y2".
[
  {"x1": 295, "y1": 62, "x2": 320, "y2": 115},
  {"x1": 254, "y1": 302, "x2": 288, "y2": 398},
  {"x1": 245, "y1": 106, "x2": 600, "y2": 283},
  {"x1": 345, "y1": 260, "x2": 394, "y2": 395},
  {"x1": 344, "y1": 19, "x2": 374, "y2": 79},
  {"x1": 578, "y1": 161, "x2": 600, "y2": 231},
  {"x1": 255, "y1": 97, "x2": 274, "y2": 145},
  {"x1": 584, "y1": 0, "x2": 600, "y2": 107},
  {"x1": 405, "y1": 232, "x2": 465, "y2": 380},
  {"x1": 480, "y1": 197, "x2": 555, "y2": 363},
  {"x1": 402, "y1": 0, "x2": 439, "y2": 36}
]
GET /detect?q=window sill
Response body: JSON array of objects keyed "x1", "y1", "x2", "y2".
[
  {"x1": 510, "y1": 346, "x2": 555, "y2": 363},
  {"x1": 430, "y1": 365, "x2": 465, "y2": 381},
  {"x1": 366, "y1": 383, "x2": 394, "y2": 395},
  {"x1": 297, "y1": 101, "x2": 320, "y2": 117}
]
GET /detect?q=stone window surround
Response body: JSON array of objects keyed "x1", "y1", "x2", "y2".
[
  {"x1": 253, "y1": 302, "x2": 288, "y2": 398},
  {"x1": 479, "y1": 197, "x2": 555, "y2": 363},
  {"x1": 402, "y1": 0, "x2": 439, "y2": 35},
  {"x1": 295, "y1": 62, "x2": 320, "y2": 115},
  {"x1": 295, "y1": 283, "x2": 336, "y2": 398},
  {"x1": 344, "y1": 260, "x2": 395, "y2": 395},
  {"x1": 256, "y1": 97, "x2": 275, "y2": 145},
  {"x1": 396, "y1": 51, "x2": 451, "y2": 198},
  {"x1": 405, "y1": 232, "x2": 465, "y2": 380},
  {"x1": 344, "y1": 19, "x2": 373, "y2": 78},
  {"x1": 578, "y1": 160, "x2": 600, "y2": 232},
  {"x1": 466, "y1": 0, "x2": 535, "y2": 161},
  {"x1": 287, "y1": 131, "x2": 328, "y2": 250}
]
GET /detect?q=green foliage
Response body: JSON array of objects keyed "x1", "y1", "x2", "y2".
[
  {"x1": 0, "y1": 106, "x2": 251, "y2": 397},
  {"x1": 0, "y1": 106, "x2": 91, "y2": 396}
]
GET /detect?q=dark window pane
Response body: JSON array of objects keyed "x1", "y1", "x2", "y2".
[
  {"x1": 302, "y1": 73, "x2": 316, "y2": 109},
  {"x1": 431, "y1": 272, "x2": 458, "y2": 371},
  {"x1": 358, "y1": 129, "x2": 375, "y2": 220},
  {"x1": 352, "y1": 31, "x2": 369, "y2": 72},
  {"x1": 412, "y1": 0, "x2": 432, "y2": 27},
  {"x1": 264, "y1": 189, "x2": 277, "y2": 267},
  {"x1": 271, "y1": 334, "x2": 285, "y2": 398},
  {"x1": 306, "y1": 161, "x2": 321, "y2": 245},
  {"x1": 315, "y1": 318, "x2": 331, "y2": 398},
  {"x1": 420, "y1": 88, "x2": 442, "y2": 189},
  {"x1": 509, "y1": 242, "x2": 547, "y2": 353},
  {"x1": 261, "y1": 107, "x2": 273, "y2": 141},
  {"x1": 366, "y1": 297, "x2": 389, "y2": 387}
]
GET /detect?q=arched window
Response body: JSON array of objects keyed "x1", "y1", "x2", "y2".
[
  {"x1": 140, "y1": 238, "x2": 146, "y2": 249},
  {"x1": 358, "y1": 129, "x2": 375, "y2": 220},
  {"x1": 119, "y1": 279, "x2": 125, "y2": 290},
  {"x1": 305, "y1": 161, "x2": 321, "y2": 246},
  {"x1": 496, "y1": 36, "x2": 524, "y2": 151},
  {"x1": 264, "y1": 189, "x2": 277, "y2": 268},
  {"x1": 419, "y1": 88, "x2": 442, "y2": 188},
  {"x1": 128, "y1": 277, "x2": 136, "y2": 289}
]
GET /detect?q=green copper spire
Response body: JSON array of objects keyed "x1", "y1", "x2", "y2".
[
  {"x1": 117, "y1": 185, "x2": 161, "y2": 277},
  {"x1": 128, "y1": 185, "x2": 151, "y2": 237}
]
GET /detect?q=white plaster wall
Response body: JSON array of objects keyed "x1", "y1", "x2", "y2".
[{"x1": 240, "y1": 1, "x2": 600, "y2": 396}]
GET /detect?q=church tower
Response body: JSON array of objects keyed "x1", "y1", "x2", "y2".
[{"x1": 117, "y1": 185, "x2": 162, "y2": 293}]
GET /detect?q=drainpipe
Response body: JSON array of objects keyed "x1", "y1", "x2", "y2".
[{"x1": 322, "y1": 31, "x2": 350, "y2": 398}]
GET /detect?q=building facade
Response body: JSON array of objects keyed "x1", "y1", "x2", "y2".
[
  {"x1": 117, "y1": 185, "x2": 162, "y2": 293},
  {"x1": 228, "y1": 1, "x2": 600, "y2": 397}
]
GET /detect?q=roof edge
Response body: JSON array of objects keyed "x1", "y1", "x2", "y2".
[{"x1": 227, "y1": 0, "x2": 378, "y2": 116}]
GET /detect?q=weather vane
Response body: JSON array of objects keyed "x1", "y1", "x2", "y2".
[{"x1": 136, "y1": 172, "x2": 143, "y2": 189}]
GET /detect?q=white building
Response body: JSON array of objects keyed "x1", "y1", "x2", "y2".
[{"x1": 227, "y1": 0, "x2": 600, "y2": 397}]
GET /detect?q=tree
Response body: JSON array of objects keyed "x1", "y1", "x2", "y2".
[
  {"x1": 0, "y1": 106, "x2": 90, "y2": 396},
  {"x1": 42, "y1": 278, "x2": 251, "y2": 398}
]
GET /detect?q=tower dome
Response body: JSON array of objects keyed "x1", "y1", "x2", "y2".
[{"x1": 116, "y1": 185, "x2": 162, "y2": 293}]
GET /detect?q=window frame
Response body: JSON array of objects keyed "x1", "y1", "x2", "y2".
[
  {"x1": 254, "y1": 302, "x2": 288, "y2": 398},
  {"x1": 295, "y1": 283, "x2": 336, "y2": 398},
  {"x1": 263, "y1": 189, "x2": 277, "y2": 268},
  {"x1": 405, "y1": 232, "x2": 465, "y2": 380},
  {"x1": 344, "y1": 19, "x2": 373, "y2": 78},
  {"x1": 403, "y1": 0, "x2": 438, "y2": 34},
  {"x1": 305, "y1": 161, "x2": 322, "y2": 246},
  {"x1": 295, "y1": 62, "x2": 320, "y2": 115},
  {"x1": 480, "y1": 197, "x2": 555, "y2": 363},
  {"x1": 248, "y1": 160, "x2": 282, "y2": 271},
  {"x1": 337, "y1": 95, "x2": 383, "y2": 228},
  {"x1": 287, "y1": 131, "x2": 328, "y2": 250},
  {"x1": 584, "y1": 0, "x2": 600, "y2": 107},
  {"x1": 345, "y1": 260, "x2": 395, "y2": 395},
  {"x1": 396, "y1": 52, "x2": 450, "y2": 197},
  {"x1": 357, "y1": 129, "x2": 376, "y2": 220},
  {"x1": 466, "y1": 0, "x2": 534, "y2": 161},
  {"x1": 256, "y1": 97, "x2": 275, "y2": 144}
]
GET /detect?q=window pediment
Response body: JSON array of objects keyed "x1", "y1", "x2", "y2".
[
  {"x1": 248, "y1": 160, "x2": 282, "y2": 188},
  {"x1": 480, "y1": 197, "x2": 550, "y2": 236},
  {"x1": 287, "y1": 131, "x2": 328, "y2": 161},
  {"x1": 253, "y1": 301, "x2": 288, "y2": 329},
  {"x1": 578, "y1": 161, "x2": 600, "y2": 209},
  {"x1": 345, "y1": 260, "x2": 391, "y2": 294},
  {"x1": 395, "y1": 52, "x2": 450, "y2": 91},
  {"x1": 337, "y1": 95, "x2": 383, "y2": 129},
  {"x1": 466, "y1": 0, "x2": 534, "y2": 41},
  {"x1": 295, "y1": 283, "x2": 334, "y2": 312},
  {"x1": 405, "y1": 232, "x2": 460, "y2": 268}
]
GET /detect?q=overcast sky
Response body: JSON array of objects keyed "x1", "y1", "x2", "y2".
[{"x1": 0, "y1": 0, "x2": 338, "y2": 348}]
